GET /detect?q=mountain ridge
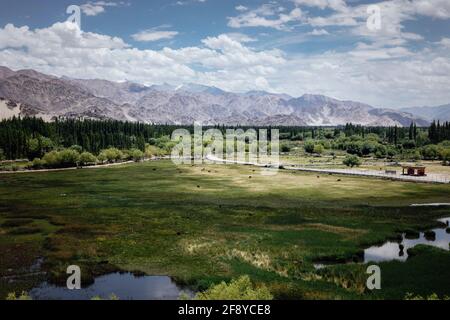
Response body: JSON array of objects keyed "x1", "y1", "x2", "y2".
[
  {"x1": 0, "y1": 66, "x2": 432, "y2": 126},
  {"x1": 400, "y1": 105, "x2": 450, "y2": 122}
]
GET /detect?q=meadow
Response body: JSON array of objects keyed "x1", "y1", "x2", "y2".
[{"x1": 1, "y1": 160, "x2": 450, "y2": 300}]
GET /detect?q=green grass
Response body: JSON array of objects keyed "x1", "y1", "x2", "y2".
[{"x1": 0, "y1": 160, "x2": 449, "y2": 299}]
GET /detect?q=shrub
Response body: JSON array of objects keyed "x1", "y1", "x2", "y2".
[
  {"x1": 405, "y1": 293, "x2": 450, "y2": 300},
  {"x1": 129, "y1": 149, "x2": 144, "y2": 162},
  {"x1": 42, "y1": 151, "x2": 60, "y2": 168},
  {"x1": 281, "y1": 144, "x2": 291, "y2": 153},
  {"x1": 69, "y1": 145, "x2": 83, "y2": 153},
  {"x1": 97, "y1": 153, "x2": 107, "y2": 164},
  {"x1": 57, "y1": 149, "x2": 80, "y2": 168},
  {"x1": 6, "y1": 292, "x2": 32, "y2": 300},
  {"x1": 195, "y1": 276, "x2": 273, "y2": 300},
  {"x1": 343, "y1": 155, "x2": 362, "y2": 168},
  {"x1": 79, "y1": 152, "x2": 97, "y2": 166},
  {"x1": 304, "y1": 141, "x2": 315, "y2": 154},
  {"x1": 421, "y1": 144, "x2": 440, "y2": 160},
  {"x1": 440, "y1": 148, "x2": 450, "y2": 166},
  {"x1": 346, "y1": 141, "x2": 363, "y2": 156},
  {"x1": 99, "y1": 148, "x2": 123, "y2": 163},
  {"x1": 41, "y1": 149, "x2": 80, "y2": 168},
  {"x1": 145, "y1": 144, "x2": 166, "y2": 158},
  {"x1": 313, "y1": 144, "x2": 324, "y2": 155},
  {"x1": 31, "y1": 158, "x2": 46, "y2": 169}
]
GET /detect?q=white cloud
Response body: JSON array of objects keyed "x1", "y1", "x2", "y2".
[
  {"x1": 438, "y1": 37, "x2": 450, "y2": 48},
  {"x1": 1, "y1": 9, "x2": 450, "y2": 107},
  {"x1": 308, "y1": 28, "x2": 330, "y2": 36},
  {"x1": 235, "y1": 5, "x2": 248, "y2": 12},
  {"x1": 132, "y1": 30, "x2": 179, "y2": 42},
  {"x1": 0, "y1": 23, "x2": 285, "y2": 93},
  {"x1": 80, "y1": 1, "x2": 124, "y2": 16},
  {"x1": 228, "y1": 4, "x2": 302, "y2": 30},
  {"x1": 175, "y1": 0, "x2": 207, "y2": 6},
  {"x1": 412, "y1": 0, "x2": 450, "y2": 19},
  {"x1": 293, "y1": 0, "x2": 348, "y2": 12},
  {"x1": 223, "y1": 32, "x2": 257, "y2": 43}
]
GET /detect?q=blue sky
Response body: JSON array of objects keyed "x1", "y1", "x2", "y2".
[{"x1": 0, "y1": 0, "x2": 450, "y2": 108}]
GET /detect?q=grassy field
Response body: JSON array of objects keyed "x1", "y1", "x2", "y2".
[{"x1": 1, "y1": 160, "x2": 450, "y2": 300}]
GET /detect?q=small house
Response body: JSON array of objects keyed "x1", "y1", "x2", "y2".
[{"x1": 402, "y1": 166, "x2": 426, "y2": 177}]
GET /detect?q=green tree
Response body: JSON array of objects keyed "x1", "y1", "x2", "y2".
[
  {"x1": 31, "y1": 158, "x2": 46, "y2": 169},
  {"x1": 343, "y1": 155, "x2": 362, "y2": 168},
  {"x1": 145, "y1": 144, "x2": 165, "y2": 158},
  {"x1": 440, "y1": 148, "x2": 450, "y2": 166},
  {"x1": 129, "y1": 148, "x2": 144, "y2": 162},
  {"x1": 97, "y1": 153, "x2": 107, "y2": 164},
  {"x1": 100, "y1": 148, "x2": 123, "y2": 163},
  {"x1": 42, "y1": 151, "x2": 60, "y2": 168},
  {"x1": 281, "y1": 144, "x2": 291, "y2": 153},
  {"x1": 42, "y1": 149, "x2": 80, "y2": 168},
  {"x1": 313, "y1": 144, "x2": 324, "y2": 155},
  {"x1": 57, "y1": 149, "x2": 80, "y2": 168},
  {"x1": 421, "y1": 144, "x2": 440, "y2": 160},
  {"x1": 304, "y1": 141, "x2": 315, "y2": 154},
  {"x1": 69, "y1": 145, "x2": 83, "y2": 154},
  {"x1": 79, "y1": 152, "x2": 97, "y2": 166}
]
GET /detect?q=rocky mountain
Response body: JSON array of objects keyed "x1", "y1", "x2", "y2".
[
  {"x1": 0, "y1": 66, "x2": 430, "y2": 126},
  {"x1": 400, "y1": 105, "x2": 450, "y2": 122}
]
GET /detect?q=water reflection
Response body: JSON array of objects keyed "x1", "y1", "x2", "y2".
[
  {"x1": 364, "y1": 217, "x2": 450, "y2": 263},
  {"x1": 30, "y1": 272, "x2": 192, "y2": 300}
]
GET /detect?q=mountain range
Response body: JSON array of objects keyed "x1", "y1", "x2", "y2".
[
  {"x1": 0, "y1": 66, "x2": 443, "y2": 127},
  {"x1": 400, "y1": 105, "x2": 450, "y2": 122}
]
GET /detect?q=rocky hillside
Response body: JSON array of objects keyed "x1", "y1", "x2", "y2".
[{"x1": 0, "y1": 66, "x2": 430, "y2": 126}]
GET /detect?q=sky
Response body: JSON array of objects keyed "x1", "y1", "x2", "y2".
[{"x1": 0, "y1": 0, "x2": 449, "y2": 108}]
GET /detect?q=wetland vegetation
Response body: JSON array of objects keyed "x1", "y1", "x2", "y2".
[{"x1": 1, "y1": 160, "x2": 449, "y2": 300}]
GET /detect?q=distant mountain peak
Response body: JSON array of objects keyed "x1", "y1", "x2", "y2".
[{"x1": 0, "y1": 66, "x2": 435, "y2": 126}]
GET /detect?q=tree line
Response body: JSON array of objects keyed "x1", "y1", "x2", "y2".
[{"x1": 0, "y1": 117, "x2": 188, "y2": 160}]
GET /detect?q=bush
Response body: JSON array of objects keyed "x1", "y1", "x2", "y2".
[
  {"x1": 129, "y1": 149, "x2": 144, "y2": 162},
  {"x1": 421, "y1": 144, "x2": 440, "y2": 160},
  {"x1": 69, "y1": 145, "x2": 83, "y2": 153},
  {"x1": 6, "y1": 292, "x2": 32, "y2": 300},
  {"x1": 313, "y1": 144, "x2": 324, "y2": 155},
  {"x1": 346, "y1": 141, "x2": 363, "y2": 156},
  {"x1": 195, "y1": 276, "x2": 273, "y2": 300},
  {"x1": 42, "y1": 151, "x2": 60, "y2": 168},
  {"x1": 42, "y1": 149, "x2": 80, "y2": 168},
  {"x1": 405, "y1": 293, "x2": 450, "y2": 300},
  {"x1": 145, "y1": 144, "x2": 166, "y2": 158},
  {"x1": 304, "y1": 141, "x2": 315, "y2": 154},
  {"x1": 97, "y1": 153, "x2": 107, "y2": 164},
  {"x1": 99, "y1": 148, "x2": 123, "y2": 163},
  {"x1": 281, "y1": 144, "x2": 291, "y2": 153},
  {"x1": 79, "y1": 152, "x2": 97, "y2": 166},
  {"x1": 31, "y1": 158, "x2": 46, "y2": 169},
  {"x1": 57, "y1": 149, "x2": 80, "y2": 168},
  {"x1": 343, "y1": 155, "x2": 362, "y2": 168},
  {"x1": 440, "y1": 148, "x2": 450, "y2": 166}
]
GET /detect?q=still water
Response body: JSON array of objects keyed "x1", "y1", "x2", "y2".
[
  {"x1": 364, "y1": 217, "x2": 450, "y2": 263},
  {"x1": 30, "y1": 272, "x2": 192, "y2": 300}
]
